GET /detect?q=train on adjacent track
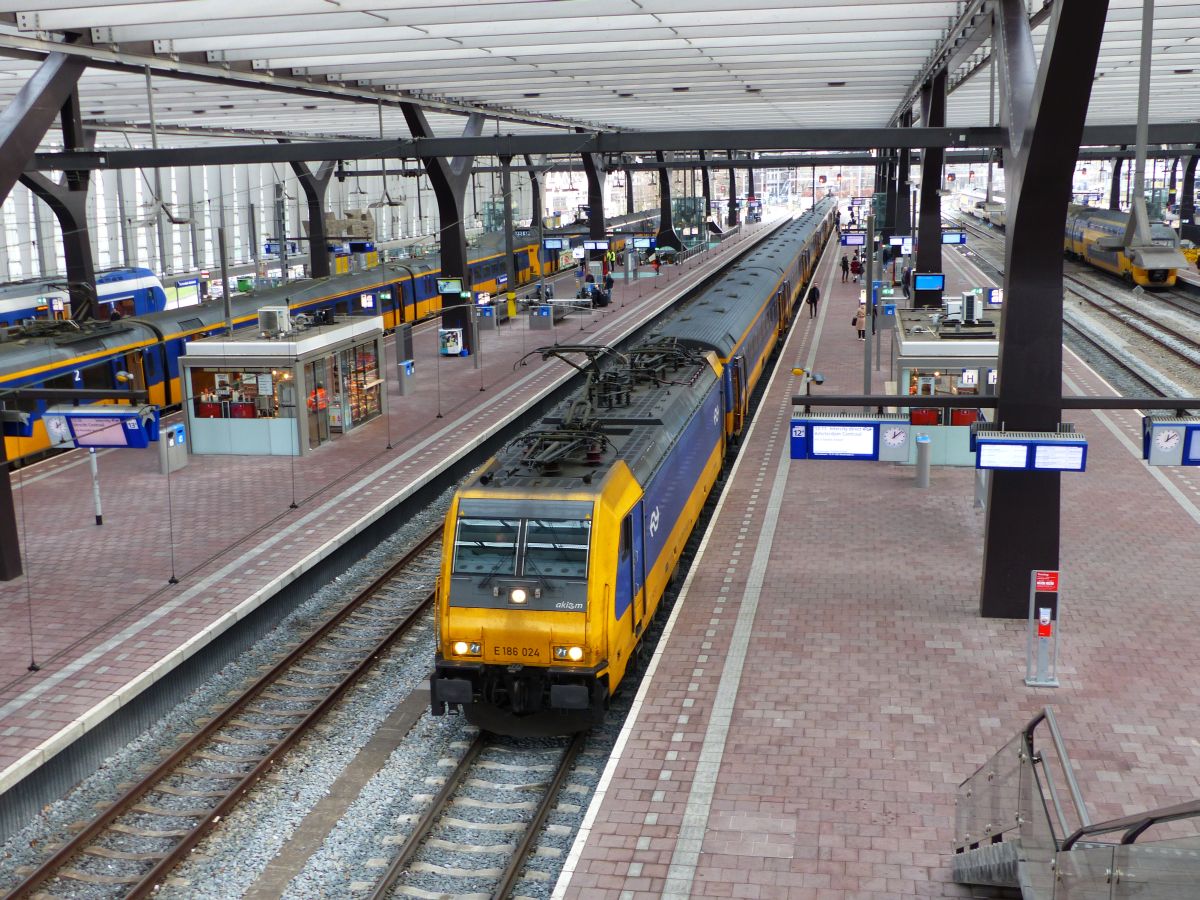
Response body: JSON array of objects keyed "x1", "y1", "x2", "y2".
[
  {"x1": 960, "y1": 193, "x2": 1185, "y2": 288},
  {"x1": 0, "y1": 215, "x2": 661, "y2": 460},
  {"x1": 0, "y1": 267, "x2": 167, "y2": 324},
  {"x1": 429, "y1": 199, "x2": 838, "y2": 735}
]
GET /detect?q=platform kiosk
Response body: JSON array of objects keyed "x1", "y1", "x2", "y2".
[
  {"x1": 181, "y1": 310, "x2": 385, "y2": 456},
  {"x1": 889, "y1": 306, "x2": 1001, "y2": 466}
]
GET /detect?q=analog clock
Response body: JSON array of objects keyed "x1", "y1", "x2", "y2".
[
  {"x1": 1155, "y1": 429, "x2": 1181, "y2": 451},
  {"x1": 883, "y1": 426, "x2": 908, "y2": 447}
]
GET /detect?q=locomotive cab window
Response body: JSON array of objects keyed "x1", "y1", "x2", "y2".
[
  {"x1": 524, "y1": 518, "x2": 590, "y2": 580},
  {"x1": 453, "y1": 517, "x2": 519, "y2": 576}
]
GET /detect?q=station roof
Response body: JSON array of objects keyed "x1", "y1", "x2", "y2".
[{"x1": 0, "y1": 1, "x2": 1197, "y2": 150}]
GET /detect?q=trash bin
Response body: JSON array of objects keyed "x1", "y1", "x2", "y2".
[
  {"x1": 159, "y1": 423, "x2": 188, "y2": 475},
  {"x1": 398, "y1": 359, "x2": 415, "y2": 396}
]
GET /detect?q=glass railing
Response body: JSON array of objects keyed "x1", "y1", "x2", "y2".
[{"x1": 954, "y1": 708, "x2": 1200, "y2": 899}]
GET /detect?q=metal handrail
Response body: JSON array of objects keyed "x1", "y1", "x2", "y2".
[
  {"x1": 1061, "y1": 798, "x2": 1200, "y2": 850},
  {"x1": 1024, "y1": 706, "x2": 1092, "y2": 839}
]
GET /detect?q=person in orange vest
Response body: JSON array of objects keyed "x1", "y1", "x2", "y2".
[{"x1": 308, "y1": 383, "x2": 328, "y2": 412}]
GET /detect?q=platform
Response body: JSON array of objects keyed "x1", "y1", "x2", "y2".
[
  {"x1": 554, "y1": 242, "x2": 1200, "y2": 897},
  {"x1": 0, "y1": 224, "x2": 773, "y2": 839}
]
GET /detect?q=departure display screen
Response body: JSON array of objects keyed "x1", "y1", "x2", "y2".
[
  {"x1": 977, "y1": 443, "x2": 1028, "y2": 469},
  {"x1": 810, "y1": 424, "x2": 875, "y2": 458}
]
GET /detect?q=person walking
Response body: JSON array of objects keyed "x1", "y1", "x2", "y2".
[
  {"x1": 840, "y1": 254, "x2": 850, "y2": 283},
  {"x1": 806, "y1": 284, "x2": 821, "y2": 318},
  {"x1": 850, "y1": 253, "x2": 863, "y2": 283},
  {"x1": 853, "y1": 301, "x2": 867, "y2": 341}
]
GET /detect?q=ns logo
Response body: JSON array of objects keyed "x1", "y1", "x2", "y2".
[{"x1": 648, "y1": 505, "x2": 661, "y2": 537}]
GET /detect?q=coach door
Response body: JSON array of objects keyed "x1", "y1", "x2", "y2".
[{"x1": 730, "y1": 355, "x2": 746, "y2": 435}]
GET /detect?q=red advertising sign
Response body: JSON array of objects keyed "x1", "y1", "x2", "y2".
[{"x1": 1034, "y1": 570, "x2": 1059, "y2": 592}]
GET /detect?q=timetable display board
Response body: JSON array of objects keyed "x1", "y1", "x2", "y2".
[
  {"x1": 975, "y1": 432, "x2": 1088, "y2": 472},
  {"x1": 790, "y1": 417, "x2": 909, "y2": 462},
  {"x1": 44, "y1": 404, "x2": 161, "y2": 449}
]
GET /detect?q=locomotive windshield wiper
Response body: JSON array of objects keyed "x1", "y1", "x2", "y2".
[
  {"x1": 478, "y1": 552, "x2": 515, "y2": 588},
  {"x1": 522, "y1": 554, "x2": 555, "y2": 591}
]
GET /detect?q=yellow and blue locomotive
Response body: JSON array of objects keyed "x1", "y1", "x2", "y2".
[{"x1": 430, "y1": 200, "x2": 837, "y2": 733}]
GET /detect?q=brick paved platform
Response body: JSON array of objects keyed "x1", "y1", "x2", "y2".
[
  {"x1": 555, "y1": 242, "x2": 1200, "y2": 898},
  {"x1": 0, "y1": 223, "x2": 775, "y2": 815}
]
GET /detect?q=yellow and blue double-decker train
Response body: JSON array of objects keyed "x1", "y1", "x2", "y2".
[
  {"x1": 430, "y1": 199, "x2": 837, "y2": 734},
  {"x1": 1063, "y1": 204, "x2": 1184, "y2": 287}
]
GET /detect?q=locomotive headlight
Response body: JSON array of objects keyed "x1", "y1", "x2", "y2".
[
  {"x1": 452, "y1": 641, "x2": 481, "y2": 656},
  {"x1": 509, "y1": 588, "x2": 528, "y2": 605}
]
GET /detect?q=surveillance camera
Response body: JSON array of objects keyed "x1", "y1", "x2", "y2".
[
  {"x1": 115, "y1": 370, "x2": 134, "y2": 383},
  {"x1": 812, "y1": 373, "x2": 825, "y2": 385}
]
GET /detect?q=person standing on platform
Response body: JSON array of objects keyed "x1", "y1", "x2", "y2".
[
  {"x1": 850, "y1": 253, "x2": 862, "y2": 283},
  {"x1": 853, "y1": 301, "x2": 867, "y2": 341},
  {"x1": 840, "y1": 254, "x2": 850, "y2": 282},
  {"x1": 807, "y1": 284, "x2": 821, "y2": 318},
  {"x1": 575, "y1": 261, "x2": 585, "y2": 294},
  {"x1": 902, "y1": 265, "x2": 912, "y2": 299}
]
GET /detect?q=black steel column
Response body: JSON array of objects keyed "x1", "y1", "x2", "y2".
[
  {"x1": 1167, "y1": 157, "x2": 1179, "y2": 209},
  {"x1": 1180, "y1": 148, "x2": 1199, "y2": 242},
  {"x1": 287, "y1": 157, "x2": 335, "y2": 279},
  {"x1": 581, "y1": 150, "x2": 607, "y2": 270},
  {"x1": 656, "y1": 150, "x2": 683, "y2": 250},
  {"x1": 625, "y1": 168, "x2": 634, "y2": 216},
  {"x1": 20, "y1": 88, "x2": 97, "y2": 320},
  {"x1": 915, "y1": 69, "x2": 947, "y2": 300},
  {"x1": 883, "y1": 150, "x2": 899, "y2": 240},
  {"x1": 403, "y1": 105, "x2": 484, "y2": 348},
  {"x1": 726, "y1": 151, "x2": 740, "y2": 227},
  {"x1": 699, "y1": 149, "x2": 719, "y2": 234},
  {"x1": 499, "y1": 156, "x2": 516, "y2": 303},
  {"x1": 523, "y1": 153, "x2": 546, "y2": 278},
  {"x1": 980, "y1": 0, "x2": 1110, "y2": 618},
  {"x1": 1108, "y1": 152, "x2": 1124, "y2": 210},
  {"x1": 0, "y1": 51, "x2": 85, "y2": 209},
  {"x1": 895, "y1": 111, "x2": 913, "y2": 237}
]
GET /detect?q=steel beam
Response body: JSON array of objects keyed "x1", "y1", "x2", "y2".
[
  {"x1": 287, "y1": 154, "x2": 335, "y2": 279},
  {"x1": 0, "y1": 51, "x2": 85, "y2": 208},
  {"x1": 1108, "y1": 152, "x2": 1125, "y2": 210},
  {"x1": 19, "y1": 90, "x2": 97, "y2": 320},
  {"x1": 580, "y1": 145, "x2": 608, "y2": 271},
  {"x1": 895, "y1": 110, "x2": 913, "y2": 237},
  {"x1": 403, "y1": 104, "x2": 483, "y2": 350},
  {"x1": 27, "y1": 126, "x2": 1200, "y2": 174},
  {"x1": 655, "y1": 151, "x2": 683, "y2": 251},
  {"x1": 915, "y1": 69, "x2": 946, "y2": 299},
  {"x1": 981, "y1": 0, "x2": 1110, "y2": 619},
  {"x1": 1181, "y1": 148, "x2": 1198, "y2": 230},
  {"x1": 726, "y1": 151, "x2": 739, "y2": 227}
]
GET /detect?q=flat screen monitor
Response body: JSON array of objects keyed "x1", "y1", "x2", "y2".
[
  {"x1": 889, "y1": 236, "x2": 905, "y2": 246},
  {"x1": 978, "y1": 442, "x2": 1029, "y2": 469},
  {"x1": 542, "y1": 238, "x2": 564, "y2": 250},
  {"x1": 1033, "y1": 444, "x2": 1086, "y2": 472},
  {"x1": 941, "y1": 231, "x2": 967, "y2": 244},
  {"x1": 436, "y1": 277, "x2": 463, "y2": 294},
  {"x1": 810, "y1": 424, "x2": 876, "y2": 458},
  {"x1": 914, "y1": 273, "x2": 945, "y2": 292},
  {"x1": 582, "y1": 239, "x2": 610, "y2": 250},
  {"x1": 633, "y1": 237, "x2": 654, "y2": 249},
  {"x1": 841, "y1": 233, "x2": 866, "y2": 246}
]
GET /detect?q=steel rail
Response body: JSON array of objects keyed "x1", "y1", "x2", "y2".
[
  {"x1": 8, "y1": 526, "x2": 442, "y2": 900},
  {"x1": 491, "y1": 731, "x2": 587, "y2": 900},
  {"x1": 365, "y1": 734, "x2": 488, "y2": 900}
]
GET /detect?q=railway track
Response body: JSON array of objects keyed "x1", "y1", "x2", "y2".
[
  {"x1": 951, "y1": 213, "x2": 1200, "y2": 404},
  {"x1": 365, "y1": 731, "x2": 587, "y2": 900},
  {"x1": 8, "y1": 528, "x2": 444, "y2": 900}
]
